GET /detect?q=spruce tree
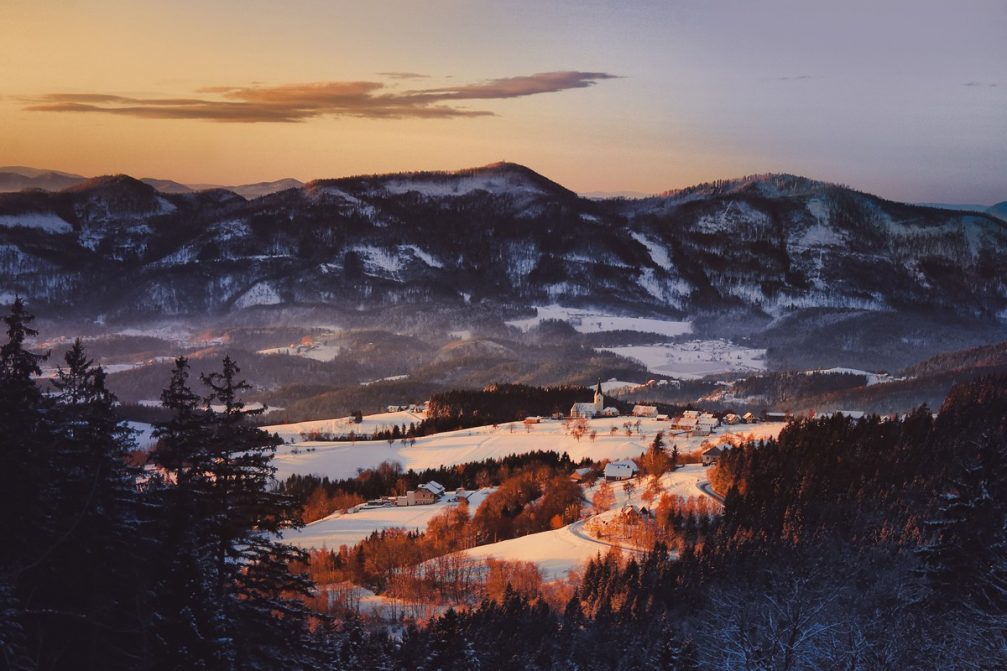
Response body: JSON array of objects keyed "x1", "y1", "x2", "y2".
[
  {"x1": 918, "y1": 432, "x2": 1007, "y2": 624},
  {"x1": 46, "y1": 338, "x2": 146, "y2": 670},
  {"x1": 152, "y1": 356, "x2": 320, "y2": 669},
  {"x1": 0, "y1": 298, "x2": 48, "y2": 671}
]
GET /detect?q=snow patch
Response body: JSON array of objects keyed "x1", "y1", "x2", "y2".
[
  {"x1": 399, "y1": 244, "x2": 444, "y2": 268},
  {"x1": 507, "y1": 305, "x2": 692, "y2": 337},
  {"x1": 629, "y1": 232, "x2": 672, "y2": 268},
  {"x1": 0, "y1": 213, "x2": 72, "y2": 234},
  {"x1": 234, "y1": 282, "x2": 282, "y2": 308},
  {"x1": 599, "y1": 339, "x2": 766, "y2": 379}
]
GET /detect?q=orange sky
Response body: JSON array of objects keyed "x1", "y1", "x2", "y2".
[{"x1": 1, "y1": 0, "x2": 1004, "y2": 202}]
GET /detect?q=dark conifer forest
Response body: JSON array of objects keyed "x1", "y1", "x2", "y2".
[{"x1": 2, "y1": 298, "x2": 1005, "y2": 669}]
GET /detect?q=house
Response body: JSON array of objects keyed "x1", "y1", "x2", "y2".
[
  {"x1": 420, "y1": 480, "x2": 445, "y2": 497},
  {"x1": 723, "y1": 413, "x2": 741, "y2": 425},
  {"x1": 702, "y1": 445, "x2": 729, "y2": 466},
  {"x1": 765, "y1": 411, "x2": 790, "y2": 422},
  {"x1": 570, "y1": 467, "x2": 595, "y2": 482},
  {"x1": 632, "y1": 405, "x2": 658, "y2": 418},
  {"x1": 601, "y1": 406, "x2": 620, "y2": 417},
  {"x1": 523, "y1": 416, "x2": 542, "y2": 424},
  {"x1": 671, "y1": 411, "x2": 699, "y2": 431},
  {"x1": 411, "y1": 488, "x2": 437, "y2": 505},
  {"x1": 656, "y1": 414, "x2": 670, "y2": 422},
  {"x1": 570, "y1": 382, "x2": 609, "y2": 418},
  {"x1": 697, "y1": 412, "x2": 720, "y2": 432},
  {"x1": 742, "y1": 411, "x2": 758, "y2": 423},
  {"x1": 604, "y1": 460, "x2": 639, "y2": 481}
]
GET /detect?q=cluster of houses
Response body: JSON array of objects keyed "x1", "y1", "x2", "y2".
[{"x1": 670, "y1": 410, "x2": 720, "y2": 435}]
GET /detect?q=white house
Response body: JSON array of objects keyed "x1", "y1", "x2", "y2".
[
  {"x1": 420, "y1": 480, "x2": 445, "y2": 497},
  {"x1": 603, "y1": 460, "x2": 639, "y2": 481},
  {"x1": 697, "y1": 412, "x2": 720, "y2": 432},
  {"x1": 632, "y1": 405, "x2": 658, "y2": 418}
]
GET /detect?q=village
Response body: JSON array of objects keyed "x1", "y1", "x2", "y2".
[{"x1": 265, "y1": 383, "x2": 794, "y2": 578}]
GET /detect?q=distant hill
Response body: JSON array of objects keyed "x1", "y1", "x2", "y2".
[{"x1": 0, "y1": 165, "x2": 301, "y2": 199}]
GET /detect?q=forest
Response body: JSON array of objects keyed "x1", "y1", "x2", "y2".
[{"x1": 2, "y1": 297, "x2": 1005, "y2": 670}]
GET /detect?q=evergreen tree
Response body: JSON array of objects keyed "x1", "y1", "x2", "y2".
[
  {"x1": 152, "y1": 356, "x2": 320, "y2": 669},
  {"x1": 0, "y1": 298, "x2": 48, "y2": 671},
  {"x1": 918, "y1": 431, "x2": 1007, "y2": 624}
]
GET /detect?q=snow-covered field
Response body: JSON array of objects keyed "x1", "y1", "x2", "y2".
[
  {"x1": 460, "y1": 464, "x2": 717, "y2": 580},
  {"x1": 267, "y1": 412, "x2": 785, "y2": 483},
  {"x1": 506, "y1": 305, "x2": 692, "y2": 338},
  {"x1": 268, "y1": 410, "x2": 425, "y2": 444},
  {"x1": 284, "y1": 488, "x2": 495, "y2": 550},
  {"x1": 598, "y1": 339, "x2": 767, "y2": 379}
]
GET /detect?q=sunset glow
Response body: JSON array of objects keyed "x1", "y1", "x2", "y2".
[{"x1": 1, "y1": 0, "x2": 1004, "y2": 201}]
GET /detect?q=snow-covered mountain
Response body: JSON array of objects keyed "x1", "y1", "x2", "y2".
[{"x1": 0, "y1": 163, "x2": 1005, "y2": 328}]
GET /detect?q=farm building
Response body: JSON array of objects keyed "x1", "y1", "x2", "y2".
[{"x1": 603, "y1": 460, "x2": 639, "y2": 481}]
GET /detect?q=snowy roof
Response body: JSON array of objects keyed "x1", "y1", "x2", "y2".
[
  {"x1": 419, "y1": 480, "x2": 445, "y2": 495},
  {"x1": 604, "y1": 460, "x2": 639, "y2": 476},
  {"x1": 571, "y1": 402, "x2": 597, "y2": 414},
  {"x1": 683, "y1": 410, "x2": 699, "y2": 418}
]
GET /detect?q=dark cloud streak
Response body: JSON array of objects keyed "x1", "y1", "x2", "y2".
[{"x1": 23, "y1": 71, "x2": 617, "y2": 123}]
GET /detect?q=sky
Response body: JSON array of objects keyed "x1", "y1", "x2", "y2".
[{"x1": 1, "y1": 0, "x2": 1004, "y2": 203}]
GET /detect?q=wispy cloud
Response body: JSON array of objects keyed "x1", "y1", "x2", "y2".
[
  {"x1": 23, "y1": 71, "x2": 618, "y2": 123},
  {"x1": 377, "y1": 71, "x2": 430, "y2": 80}
]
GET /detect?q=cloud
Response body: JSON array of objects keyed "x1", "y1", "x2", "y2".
[
  {"x1": 377, "y1": 71, "x2": 430, "y2": 80},
  {"x1": 963, "y1": 81, "x2": 997, "y2": 87},
  {"x1": 23, "y1": 71, "x2": 617, "y2": 123}
]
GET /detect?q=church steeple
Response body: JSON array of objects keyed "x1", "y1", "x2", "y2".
[{"x1": 593, "y1": 381, "x2": 604, "y2": 413}]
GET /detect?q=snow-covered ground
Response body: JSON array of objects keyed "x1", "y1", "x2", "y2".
[
  {"x1": 284, "y1": 488, "x2": 495, "y2": 550},
  {"x1": 598, "y1": 339, "x2": 767, "y2": 379},
  {"x1": 506, "y1": 305, "x2": 692, "y2": 338},
  {"x1": 268, "y1": 412, "x2": 785, "y2": 483},
  {"x1": 273, "y1": 412, "x2": 784, "y2": 579},
  {"x1": 459, "y1": 464, "x2": 718, "y2": 580},
  {"x1": 126, "y1": 421, "x2": 157, "y2": 450},
  {"x1": 267, "y1": 410, "x2": 426, "y2": 444},
  {"x1": 0, "y1": 213, "x2": 73, "y2": 234}
]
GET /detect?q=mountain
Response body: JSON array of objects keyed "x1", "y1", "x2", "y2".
[
  {"x1": 0, "y1": 165, "x2": 301, "y2": 199},
  {"x1": 140, "y1": 177, "x2": 194, "y2": 194},
  {"x1": 988, "y1": 201, "x2": 1007, "y2": 222},
  {"x1": 0, "y1": 162, "x2": 1005, "y2": 370},
  {"x1": 0, "y1": 166, "x2": 87, "y2": 192}
]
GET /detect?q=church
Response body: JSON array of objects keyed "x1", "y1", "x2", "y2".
[{"x1": 570, "y1": 382, "x2": 618, "y2": 418}]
